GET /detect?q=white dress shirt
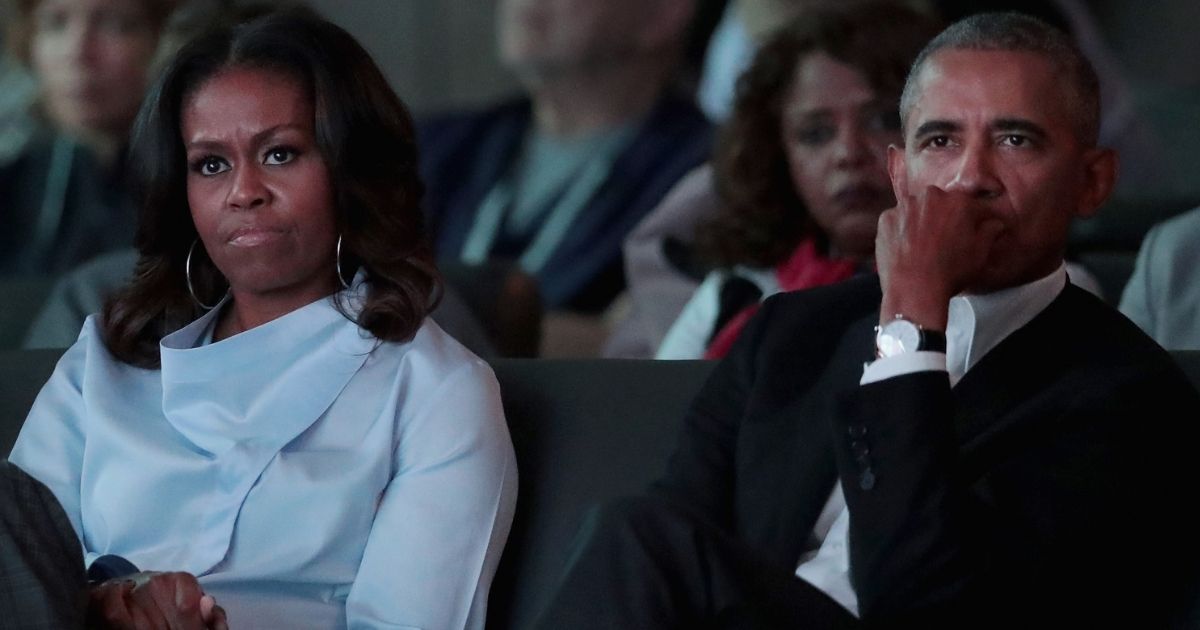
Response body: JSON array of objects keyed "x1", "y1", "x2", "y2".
[{"x1": 794, "y1": 265, "x2": 1069, "y2": 616}]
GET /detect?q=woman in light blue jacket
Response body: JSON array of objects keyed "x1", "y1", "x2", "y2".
[{"x1": 9, "y1": 10, "x2": 516, "y2": 629}]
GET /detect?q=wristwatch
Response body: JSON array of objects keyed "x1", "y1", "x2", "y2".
[{"x1": 874, "y1": 315, "x2": 947, "y2": 358}]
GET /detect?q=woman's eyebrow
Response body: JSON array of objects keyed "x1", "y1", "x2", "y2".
[{"x1": 184, "y1": 124, "x2": 306, "y2": 151}]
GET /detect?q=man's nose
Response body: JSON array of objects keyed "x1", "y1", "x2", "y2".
[
  {"x1": 226, "y1": 166, "x2": 269, "y2": 210},
  {"x1": 943, "y1": 145, "x2": 1002, "y2": 198}
]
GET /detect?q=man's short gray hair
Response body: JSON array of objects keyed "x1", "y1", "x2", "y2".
[{"x1": 898, "y1": 12, "x2": 1101, "y2": 146}]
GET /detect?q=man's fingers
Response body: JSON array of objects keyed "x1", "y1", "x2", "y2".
[
  {"x1": 922, "y1": 184, "x2": 971, "y2": 203},
  {"x1": 876, "y1": 206, "x2": 897, "y2": 235},
  {"x1": 921, "y1": 186, "x2": 1008, "y2": 246},
  {"x1": 979, "y1": 217, "x2": 1006, "y2": 236}
]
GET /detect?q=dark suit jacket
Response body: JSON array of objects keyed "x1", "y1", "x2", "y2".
[
  {"x1": 653, "y1": 274, "x2": 1200, "y2": 627},
  {"x1": 417, "y1": 95, "x2": 713, "y2": 312}
]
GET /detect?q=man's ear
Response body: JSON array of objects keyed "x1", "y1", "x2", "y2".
[
  {"x1": 887, "y1": 144, "x2": 907, "y2": 202},
  {"x1": 636, "y1": 0, "x2": 694, "y2": 51},
  {"x1": 1076, "y1": 147, "x2": 1118, "y2": 219}
]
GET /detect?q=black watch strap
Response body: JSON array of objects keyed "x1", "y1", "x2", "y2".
[{"x1": 920, "y1": 328, "x2": 947, "y2": 353}]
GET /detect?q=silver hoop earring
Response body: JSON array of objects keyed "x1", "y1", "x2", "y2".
[
  {"x1": 186, "y1": 238, "x2": 221, "y2": 310},
  {"x1": 335, "y1": 234, "x2": 352, "y2": 290}
]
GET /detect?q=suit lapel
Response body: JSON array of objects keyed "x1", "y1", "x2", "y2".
[{"x1": 949, "y1": 285, "x2": 1077, "y2": 475}]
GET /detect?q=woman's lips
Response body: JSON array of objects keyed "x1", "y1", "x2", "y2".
[{"x1": 226, "y1": 227, "x2": 285, "y2": 247}]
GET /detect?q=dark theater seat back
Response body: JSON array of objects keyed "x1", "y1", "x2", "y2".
[{"x1": 486, "y1": 358, "x2": 713, "y2": 629}]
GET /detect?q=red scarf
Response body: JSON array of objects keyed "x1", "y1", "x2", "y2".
[{"x1": 703, "y1": 239, "x2": 859, "y2": 359}]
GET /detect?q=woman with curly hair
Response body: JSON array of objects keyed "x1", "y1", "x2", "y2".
[
  {"x1": 7, "y1": 10, "x2": 515, "y2": 629},
  {"x1": 653, "y1": 2, "x2": 940, "y2": 359}
]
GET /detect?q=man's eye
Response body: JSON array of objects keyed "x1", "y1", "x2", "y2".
[
  {"x1": 926, "y1": 136, "x2": 951, "y2": 148},
  {"x1": 264, "y1": 148, "x2": 296, "y2": 165},
  {"x1": 1002, "y1": 135, "x2": 1029, "y2": 147}
]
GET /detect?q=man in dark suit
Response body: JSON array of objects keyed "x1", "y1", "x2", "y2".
[
  {"x1": 418, "y1": 0, "x2": 713, "y2": 312},
  {"x1": 0, "y1": 460, "x2": 86, "y2": 629},
  {"x1": 537, "y1": 12, "x2": 1200, "y2": 628}
]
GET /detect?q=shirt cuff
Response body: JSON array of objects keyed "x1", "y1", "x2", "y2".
[{"x1": 860, "y1": 351, "x2": 947, "y2": 385}]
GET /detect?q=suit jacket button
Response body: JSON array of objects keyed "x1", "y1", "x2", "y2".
[{"x1": 860, "y1": 469, "x2": 876, "y2": 490}]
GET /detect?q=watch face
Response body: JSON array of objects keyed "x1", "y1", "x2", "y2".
[{"x1": 877, "y1": 319, "x2": 921, "y2": 357}]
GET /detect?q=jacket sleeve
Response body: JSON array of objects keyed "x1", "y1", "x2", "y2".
[{"x1": 836, "y1": 361, "x2": 1200, "y2": 627}]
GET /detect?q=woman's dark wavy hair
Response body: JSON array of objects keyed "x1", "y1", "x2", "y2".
[
  {"x1": 102, "y1": 8, "x2": 440, "y2": 367},
  {"x1": 697, "y1": 1, "x2": 941, "y2": 268}
]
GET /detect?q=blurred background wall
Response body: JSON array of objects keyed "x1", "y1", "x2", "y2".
[
  {"x1": 1094, "y1": 0, "x2": 1200, "y2": 89},
  {"x1": 1092, "y1": 0, "x2": 1200, "y2": 198},
  {"x1": 300, "y1": 0, "x2": 519, "y2": 116}
]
